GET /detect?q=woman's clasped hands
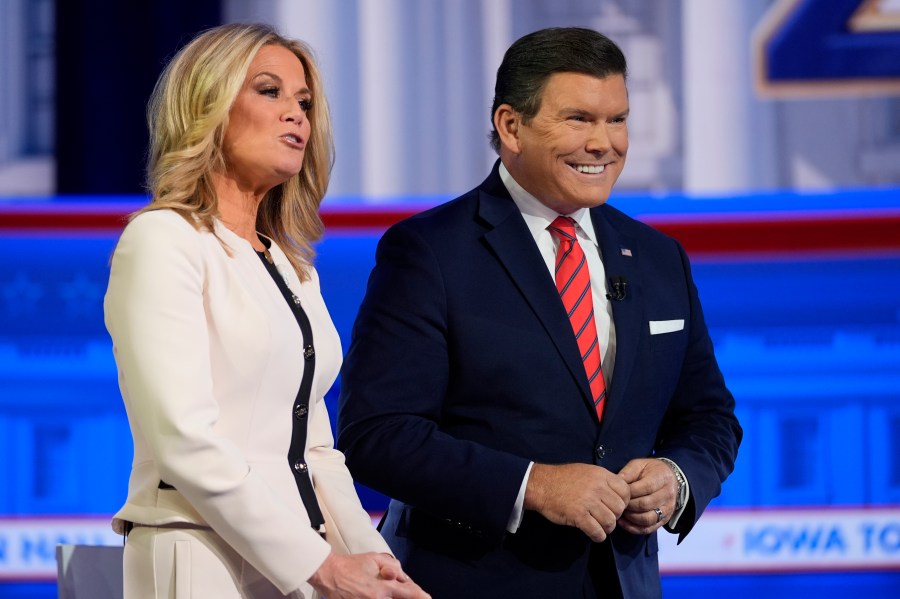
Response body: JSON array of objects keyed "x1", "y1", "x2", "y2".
[{"x1": 309, "y1": 552, "x2": 431, "y2": 599}]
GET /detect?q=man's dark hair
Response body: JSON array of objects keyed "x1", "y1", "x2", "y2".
[{"x1": 489, "y1": 27, "x2": 627, "y2": 153}]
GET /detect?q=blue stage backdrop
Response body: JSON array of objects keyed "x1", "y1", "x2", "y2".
[{"x1": 0, "y1": 190, "x2": 899, "y2": 598}]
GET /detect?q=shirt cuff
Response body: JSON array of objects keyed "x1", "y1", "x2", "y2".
[
  {"x1": 507, "y1": 462, "x2": 534, "y2": 533},
  {"x1": 658, "y1": 457, "x2": 690, "y2": 531}
]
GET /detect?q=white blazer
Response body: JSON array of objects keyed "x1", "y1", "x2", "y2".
[{"x1": 104, "y1": 209, "x2": 389, "y2": 595}]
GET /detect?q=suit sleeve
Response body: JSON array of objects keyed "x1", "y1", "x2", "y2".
[
  {"x1": 104, "y1": 212, "x2": 330, "y2": 593},
  {"x1": 337, "y1": 222, "x2": 530, "y2": 538},
  {"x1": 653, "y1": 240, "x2": 743, "y2": 541}
]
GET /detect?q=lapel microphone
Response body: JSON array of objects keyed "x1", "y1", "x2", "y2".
[{"x1": 606, "y1": 276, "x2": 627, "y2": 301}]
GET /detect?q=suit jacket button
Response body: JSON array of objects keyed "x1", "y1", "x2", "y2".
[
  {"x1": 294, "y1": 404, "x2": 308, "y2": 419},
  {"x1": 304, "y1": 345, "x2": 315, "y2": 360},
  {"x1": 595, "y1": 445, "x2": 607, "y2": 460},
  {"x1": 294, "y1": 461, "x2": 308, "y2": 473}
]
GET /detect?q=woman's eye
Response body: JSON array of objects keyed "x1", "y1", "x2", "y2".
[
  {"x1": 299, "y1": 99, "x2": 312, "y2": 112},
  {"x1": 260, "y1": 86, "x2": 279, "y2": 98}
]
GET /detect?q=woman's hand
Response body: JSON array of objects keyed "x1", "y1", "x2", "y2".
[{"x1": 308, "y1": 552, "x2": 430, "y2": 599}]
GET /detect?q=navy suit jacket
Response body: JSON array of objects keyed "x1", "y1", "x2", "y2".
[{"x1": 338, "y1": 163, "x2": 742, "y2": 598}]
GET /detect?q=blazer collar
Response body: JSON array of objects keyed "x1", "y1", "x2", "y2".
[
  {"x1": 589, "y1": 205, "x2": 641, "y2": 432},
  {"x1": 476, "y1": 162, "x2": 645, "y2": 428},
  {"x1": 476, "y1": 162, "x2": 602, "y2": 420}
]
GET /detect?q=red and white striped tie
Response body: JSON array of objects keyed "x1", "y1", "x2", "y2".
[{"x1": 548, "y1": 216, "x2": 606, "y2": 421}]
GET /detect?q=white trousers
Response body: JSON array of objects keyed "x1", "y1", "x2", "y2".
[{"x1": 123, "y1": 526, "x2": 317, "y2": 599}]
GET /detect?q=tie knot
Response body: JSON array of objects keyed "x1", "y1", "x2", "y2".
[{"x1": 548, "y1": 216, "x2": 577, "y2": 241}]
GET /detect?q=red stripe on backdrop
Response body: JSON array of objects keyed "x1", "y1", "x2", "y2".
[
  {"x1": 643, "y1": 211, "x2": 900, "y2": 255},
  {"x1": 1, "y1": 206, "x2": 899, "y2": 255},
  {"x1": 0, "y1": 208, "x2": 132, "y2": 230},
  {"x1": 0, "y1": 206, "x2": 424, "y2": 233}
]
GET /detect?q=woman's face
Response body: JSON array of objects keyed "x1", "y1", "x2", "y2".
[{"x1": 222, "y1": 44, "x2": 312, "y2": 193}]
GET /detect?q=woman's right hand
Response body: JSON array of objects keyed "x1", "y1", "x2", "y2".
[{"x1": 308, "y1": 552, "x2": 431, "y2": 599}]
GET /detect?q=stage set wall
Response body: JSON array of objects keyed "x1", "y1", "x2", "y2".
[
  {"x1": 1, "y1": 0, "x2": 900, "y2": 597},
  {"x1": 1, "y1": 191, "x2": 899, "y2": 598}
]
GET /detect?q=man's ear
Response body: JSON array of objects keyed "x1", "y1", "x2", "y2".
[{"x1": 493, "y1": 104, "x2": 522, "y2": 154}]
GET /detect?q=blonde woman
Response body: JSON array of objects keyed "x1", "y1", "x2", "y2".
[{"x1": 104, "y1": 23, "x2": 429, "y2": 599}]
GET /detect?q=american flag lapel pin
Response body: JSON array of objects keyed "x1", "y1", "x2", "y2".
[{"x1": 621, "y1": 248, "x2": 633, "y2": 257}]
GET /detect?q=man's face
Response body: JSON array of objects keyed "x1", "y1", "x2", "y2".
[{"x1": 500, "y1": 72, "x2": 629, "y2": 214}]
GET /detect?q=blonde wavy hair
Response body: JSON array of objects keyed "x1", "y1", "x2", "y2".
[{"x1": 138, "y1": 23, "x2": 333, "y2": 280}]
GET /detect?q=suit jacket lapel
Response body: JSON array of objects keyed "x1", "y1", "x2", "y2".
[
  {"x1": 477, "y1": 169, "x2": 594, "y2": 408},
  {"x1": 591, "y1": 205, "x2": 641, "y2": 432}
]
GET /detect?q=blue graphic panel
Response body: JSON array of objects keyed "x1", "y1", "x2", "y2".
[
  {"x1": 1, "y1": 209, "x2": 899, "y2": 598},
  {"x1": 766, "y1": 0, "x2": 900, "y2": 81},
  {"x1": 3, "y1": 231, "x2": 898, "y2": 513}
]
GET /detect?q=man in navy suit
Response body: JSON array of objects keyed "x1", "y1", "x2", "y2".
[{"x1": 338, "y1": 27, "x2": 741, "y2": 598}]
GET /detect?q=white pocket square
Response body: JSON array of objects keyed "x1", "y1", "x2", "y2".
[{"x1": 649, "y1": 319, "x2": 684, "y2": 335}]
